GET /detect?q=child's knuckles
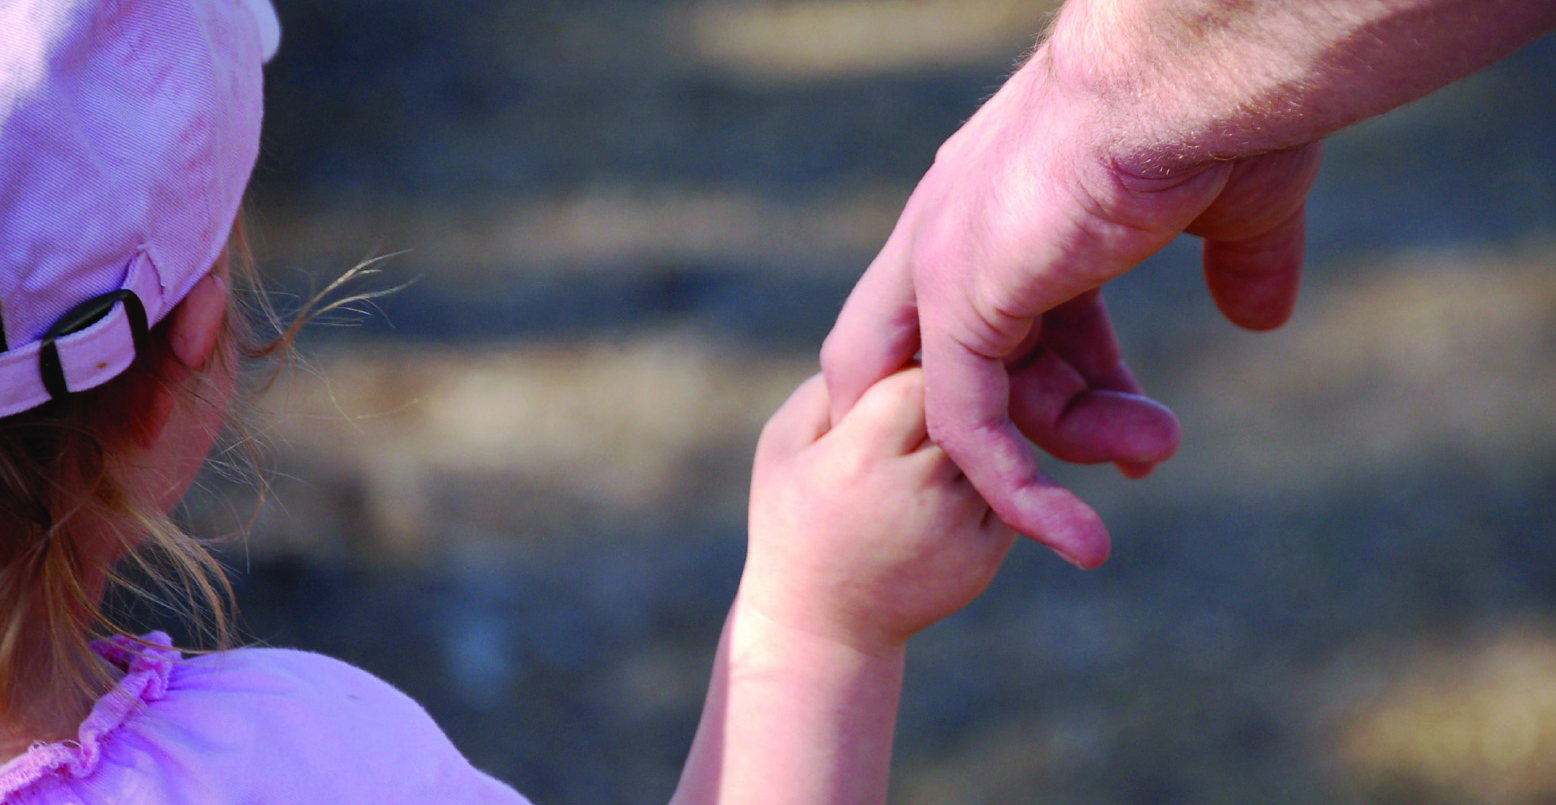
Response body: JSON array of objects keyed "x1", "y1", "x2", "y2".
[
  {"x1": 921, "y1": 444, "x2": 962, "y2": 478},
  {"x1": 753, "y1": 416, "x2": 789, "y2": 461},
  {"x1": 859, "y1": 366, "x2": 926, "y2": 418},
  {"x1": 904, "y1": 445, "x2": 969, "y2": 495},
  {"x1": 754, "y1": 374, "x2": 830, "y2": 460},
  {"x1": 821, "y1": 447, "x2": 877, "y2": 489}
]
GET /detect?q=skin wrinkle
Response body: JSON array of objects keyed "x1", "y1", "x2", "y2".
[
  {"x1": 1042, "y1": 159, "x2": 1196, "y2": 295},
  {"x1": 961, "y1": 236, "x2": 1038, "y2": 359},
  {"x1": 914, "y1": 211, "x2": 1017, "y2": 360},
  {"x1": 938, "y1": 414, "x2": 1024, "y2": 489},
  {"x1": 1185, "y1": 145, "x2": 1320, "y2": 239}
]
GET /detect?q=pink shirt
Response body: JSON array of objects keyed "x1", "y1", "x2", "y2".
[{"x1": 0, "y1": 633, "x2": 531, "y2": 804}]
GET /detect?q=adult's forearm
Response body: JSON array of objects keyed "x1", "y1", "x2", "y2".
[
  {"x1": 1042, "y1": 0, "x2": 1556, "y2": 174},
  {"x1": 670, "y1": 599, "x2": 905, "y2": 805}
]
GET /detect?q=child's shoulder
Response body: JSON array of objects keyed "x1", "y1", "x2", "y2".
[
  {"x1": 162, "y1": 643, "x2": 526, "y2": 800},
  {"x1": 176, "y1": 642, "x2": 436, "y2": 728},
  {"x1": 1, "y1": 636, "x2": 529, "y2": 805}
]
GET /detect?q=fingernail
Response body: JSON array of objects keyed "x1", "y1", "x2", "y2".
[
  {"x1": 1053, "y1": 545, "x2": 1093, "y2": 570},
  {"x1": 1118, "y1": 461, "x2": 1154, "y2": 479},
  {"x1": 1056, "y1": 538, "x2": 1110, "y2": 570}
]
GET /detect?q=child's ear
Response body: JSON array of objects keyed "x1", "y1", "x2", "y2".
[
  {"x1": 168, "y1": 273, "x2": 228, "y2": 373},
  {"x1": 136, "y1": 273, "x2": 228, "y2": 450}
]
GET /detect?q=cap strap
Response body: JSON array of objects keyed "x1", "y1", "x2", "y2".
[
  {"x1": 38, "y1": 290, "x2": 148, "y2": 402},
  {"x1": 0, "y1": 253, "x2": 167, "y2": 418}
]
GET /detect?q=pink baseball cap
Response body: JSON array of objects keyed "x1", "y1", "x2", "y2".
[{"x1": 0, "y1": 0, "x2": 280, "y2": 418}]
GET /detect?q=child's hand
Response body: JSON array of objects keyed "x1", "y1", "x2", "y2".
[
  {"x1": 676, "y1": 368, "x2": 1014, "y2": 805},
  {"x1": 740, "y1": 368, "x2": 1018, "y2": 654}
]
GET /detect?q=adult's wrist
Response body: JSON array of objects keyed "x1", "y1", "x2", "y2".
[
  {"x1": 1036, "y1": 0, "x2": 1255, "y2": 177},
  {"x1": 1040, "y1": 0, "x2": 1151, "y2": 105},
  {"x1": 1044, "y1": 0, "x2": 1556, "y2": 171}
]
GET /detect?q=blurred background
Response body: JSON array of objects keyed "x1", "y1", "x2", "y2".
[{"x1": 180, "y1": 1, "x2": 1556, "y2": 802}]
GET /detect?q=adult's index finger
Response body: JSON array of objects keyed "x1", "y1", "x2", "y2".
[
  {"x1": 921, "y1": 329, "x2": 1111, "y2": 569},
  {"x1": 820, "y1": 234, "x2": 921, "y2": 426}
]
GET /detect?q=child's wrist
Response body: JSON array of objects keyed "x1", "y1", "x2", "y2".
[
  {"x1": 727, "y1": 593, "x2": 908, "y2": 674},
  {"x1": 733, "y1": 568, "x2": 918, "y2": 659},
  {"x1": 672, "y1": 597, "x2": 906, "y2": 805}
]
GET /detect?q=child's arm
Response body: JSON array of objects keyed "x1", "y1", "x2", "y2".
[
  {"x1": 671, "y1": 369, "x2": 1017, "y2": 805},
  {"x1": 669, "y1": 600, "x2": 906, "y2": 805}
]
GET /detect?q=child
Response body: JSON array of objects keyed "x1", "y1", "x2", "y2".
[{"x1": 0, "y1": 2, "x2": 1017, "y2": 803}]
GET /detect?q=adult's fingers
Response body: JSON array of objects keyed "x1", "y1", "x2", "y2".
[
  {"x1": 1036, "y1": 290, "x2": 1120, "y2": 383},
  {"x1": 921, "y1": 331, "x2": 1109, "y2": 569},
  {"x1": 821, "y1": 228, "x2": 921, "y2": 426},
  {"x1": 1035, "y1": 291, "x2": 1178, "y2": 476},
  {"x1": 1202, "y1": 205, "x2": 1307, "y2": 331},
  {"x1": 1188, "y1": 143, "x2": 1321, "y2": 332},
  {"x1": 1110, "y1": 370, "x2": 1159, "y2": 478},
  {"x1": 1092, "y1": 361, "x2": 1159, "y2": 479},
  {"x1": 1007, "y1": 350, "x2": 1180, "y2": 466}
]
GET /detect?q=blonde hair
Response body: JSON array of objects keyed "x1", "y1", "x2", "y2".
[{"x1": 0, "y1": 215, "x2": 297, "y2": 738}]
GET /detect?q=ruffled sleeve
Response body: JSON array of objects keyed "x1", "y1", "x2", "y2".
[
  {"x1": 0, "y1": 636, "x2": 530, "y2": 804},
  {"x1": 0, "y1": 632, "x2": 179, "y2": 797}
]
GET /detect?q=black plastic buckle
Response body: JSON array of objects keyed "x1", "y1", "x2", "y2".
[{"x1": 38, "y1": 289, "x2": 148, "y2": 402}]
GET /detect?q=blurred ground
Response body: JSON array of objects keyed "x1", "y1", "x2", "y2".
[{"x1": 181, "y1": 2, "x2": 1556, "y2": 803}]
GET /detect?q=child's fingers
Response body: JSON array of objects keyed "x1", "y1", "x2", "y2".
[
  {"x1": 829, "y1": 367, "x2": 929, "y2": 456},
  {"x1": 755, "y1": 373, "x2": 832, "y2": 464},
  {"x1": 914, "y1": 442, "x2": 966, "y2": 486},
  {"x1": 920, "y1": 446, "x2": 1020, "y2": 562},
  {"x1": 908, "y1": 444, "x2": 996, "y2": 519}
]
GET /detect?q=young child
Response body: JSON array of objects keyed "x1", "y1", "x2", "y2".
[{"x1": 0, "y1": 2, "x2": 1017, "y2": 803}]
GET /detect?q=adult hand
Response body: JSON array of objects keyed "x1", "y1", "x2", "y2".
[
  {"x1": 821, "y1": 0, "x2": 1556, "y2": 568},
  {"x1": 822, "y1": 54, "x2": 1322, "y2": 567}
]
